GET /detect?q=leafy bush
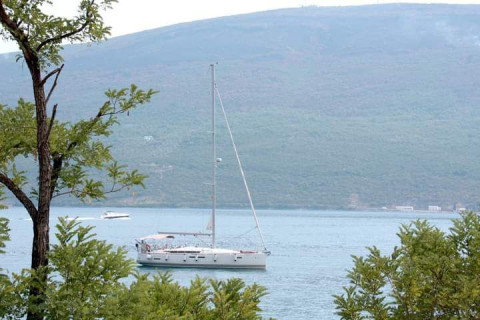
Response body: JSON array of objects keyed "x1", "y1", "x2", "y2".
[
  {"x1": 0, "y1": 218, "x2": 271, "y2": 320},
  {"x1": 105, "y1": 273, "x2": 268, "y2": 320},
  {"x1": 334, "y1": 212, "x2": 480, "y2": 320}
]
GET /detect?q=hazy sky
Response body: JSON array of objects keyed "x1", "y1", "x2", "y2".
[{"x1": 0, "y1": 0, "x2": 479, "y2": 53}]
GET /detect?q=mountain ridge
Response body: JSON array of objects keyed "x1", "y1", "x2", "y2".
[{"x1": 2, "y1": 4, "x2": 480, "y2": 210}]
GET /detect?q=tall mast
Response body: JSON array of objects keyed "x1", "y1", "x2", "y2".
[{"x1": 211, "y1": 63, "x2": 216, "y2": 249}]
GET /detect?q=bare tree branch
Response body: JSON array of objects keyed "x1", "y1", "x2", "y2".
[
  {"x1": 41, "y1": 64, "x2": 64, "y2": 86},
  {"x1": 49, "y1": 153, "x2": 62, "y2": 201},
  {"x1": 0, "y1": 173, "x2": 38, "y2": 219},
  {"x1": 44, "y1": 64, "x2": 64, "y2": 105},
  {"x1": 47, "y1": 103, "x2": 57, "y2": 139}
]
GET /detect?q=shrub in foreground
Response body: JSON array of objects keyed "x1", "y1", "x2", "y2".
[
  {"x1": 334, "y1": 212, "x2": 480, "y2": 320},
  {"x1": 0, "y1": 217, "x2": 271, "y2": 320}
]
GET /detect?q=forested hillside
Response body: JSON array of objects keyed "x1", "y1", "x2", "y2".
[{"x1": 2, "y1": 4, "x2": 480, "y2": 209}]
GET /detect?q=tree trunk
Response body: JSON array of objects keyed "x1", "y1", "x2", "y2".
[
  {"x1": 31, "y1": 214, "x2": 50, "y2": 269},
  {"x1": 26, "y1": 214, "x2": 50, "y2": 320},
  {"x1": 26, "y1": 58, "x2": 52, "y2": 320}
]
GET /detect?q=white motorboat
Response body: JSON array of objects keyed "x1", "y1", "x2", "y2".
[
  {"x1": 136, "y1": 64, "x2": 269, "y2": 269},
  {"x1": 102, "y1": 211, "x2": 130, "y2": 219}
]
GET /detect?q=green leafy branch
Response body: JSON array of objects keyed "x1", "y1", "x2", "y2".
[
  {"x1": 48, "y1": 85, "x2": 155, "y2": 202},
  {"x1": 0, "y1": 0, "x2": 118, "y2": 68},
  {"x1": 334, "y1": 212, "x2": 480, "y2": 320}
]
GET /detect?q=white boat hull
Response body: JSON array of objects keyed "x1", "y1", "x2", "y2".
[
  {"x1": 137, "y1": 249, "x2": 267, "y2": 269},
  {"x1": 102, "y1": 211, "x2": 129, "y2": 219}
]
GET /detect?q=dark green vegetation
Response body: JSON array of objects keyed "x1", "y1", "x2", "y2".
[
  {"x1": 0, "y1": 217, "x2": 270, "y2": 319},
  {"x1": 2, "y1": 4, "x2": 480, "y2": 209},
  {"x1": 334, "y1": 212, "x2": 480, "y2": 319}
]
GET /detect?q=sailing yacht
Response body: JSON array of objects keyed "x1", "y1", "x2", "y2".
[{"x1": 136, "y1": 65, "x2": 269, "y2": 269}]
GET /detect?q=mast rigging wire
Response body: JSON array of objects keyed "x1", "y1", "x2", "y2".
[{"x1": 215, "y1": 87, "x2": 268, "y2": 252}]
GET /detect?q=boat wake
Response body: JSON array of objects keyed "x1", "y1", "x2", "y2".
[
  {"x1": 101, "y1": 217, "x2": 131, "y2": 220},
  {"x1": 66, "y1": 217, "x2": 98, "y2": 221},
  {"x1": 21, "y1": 217, "x2": 99, "y2": 222}
]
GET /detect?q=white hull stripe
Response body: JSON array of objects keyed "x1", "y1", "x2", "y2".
[{"x1": 137, "y1": 261, "x2": 266, "y2": 269}]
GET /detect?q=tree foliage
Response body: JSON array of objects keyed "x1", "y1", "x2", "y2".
[
  {"x1": 0, "y1": 217, "x2": 271, "y2": 320},
  {"x1": 334, "y1": 212, "x2": 480, "y2": 320},
  {"x1": 0, "y1": 1, "x2": 156, "y2": 318},
  {"x1": 0, "y1": 0, "x2": 156, "y2": 216},
  {"x1": 0, "y1": 86, "x2": 155, "y2": 204},
  {"x1": 0, "y1": 0, "x2": 117, "y2": 68},
  {"x1": 0, "y1": 218, "x2": 28, "y2": 319},
  {"x1": 105, "y1": 273, "x2": 269, "y2": 320}
]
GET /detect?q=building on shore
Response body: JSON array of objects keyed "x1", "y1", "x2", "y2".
[
  {"x1": 428, "y1": 205, "x2": 441, "y2": 212},
  {"x1": 395, "y1": 206, "x2": 414, "y2": 211}
]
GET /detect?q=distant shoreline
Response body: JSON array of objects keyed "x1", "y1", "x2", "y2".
[
  {"x1": 354, "y1": 207, "x2": 463, "y2": 214},
  {"x1": 1, "y1": 204, "x2": 469, "y2": 214}
]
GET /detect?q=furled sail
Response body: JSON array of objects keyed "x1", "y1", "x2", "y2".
[{"x1": 206, "y1": 214, "x2": 213, "y2": 231}]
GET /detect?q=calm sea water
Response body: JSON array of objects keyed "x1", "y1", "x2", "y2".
[{"x1": 0, "y1": 207, "x2": 459, "y2": 319}]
